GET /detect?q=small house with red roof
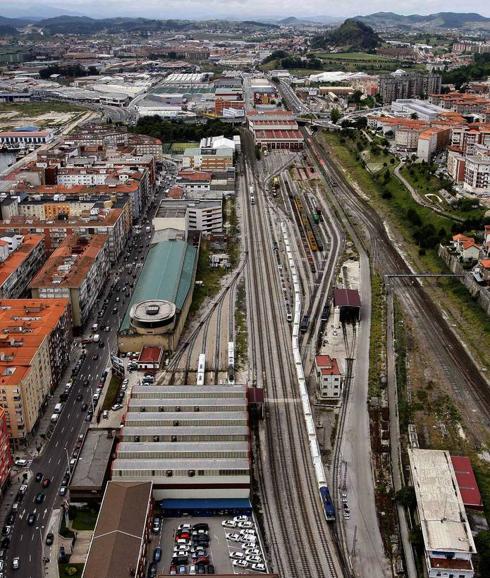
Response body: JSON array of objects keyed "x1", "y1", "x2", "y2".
[
  {"x1": 451, "y1": 233, "x2": 480, "y2": 262},
  {"x1": 315, "y1": 355, "x2": 343, "y2": 401}
]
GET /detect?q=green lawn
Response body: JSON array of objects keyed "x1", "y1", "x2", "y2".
[
  {"x1": 169, "y1": 141, "x2": 199, "y2": 153},
  {"x1": 321, "y1": 130, "x2": 490, "y2": 368},
  {"x1": 71, "y1": 507, "x2": 99, "y2": 531},
  {"x1": 101, "y1": 375, "x2": 122, "y2": 411},
  {"x1": 59, "y1": 564, "x2": 84, "y2": 578},
  {"x1": 189, "y1": 240, "x2": 225, "y2": 316},
  {"x1": 0, "y1": 101, "x2": 85, "y2": 115}
]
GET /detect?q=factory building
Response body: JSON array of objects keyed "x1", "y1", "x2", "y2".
[
  {"x1": 113, "y1": 385, "x2": 251, "y2": 500},
  {"x1": 409, "y1": 448, "x2": 476, "y2": 578}
]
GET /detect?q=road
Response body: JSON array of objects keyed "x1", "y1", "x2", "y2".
[{"x1": 4, "y1": 169, "x2": 174, "y2": 578}]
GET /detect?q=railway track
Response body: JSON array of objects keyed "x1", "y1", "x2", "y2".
[
  {"x1": 242, "y1": 131, "x2": 343, "y2": 578},
  {"x1": 308, "y1": 133, "x2": 490, "y2": 429}
]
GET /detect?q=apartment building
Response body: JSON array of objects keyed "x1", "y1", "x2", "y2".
[
  {"x1": 463, "y1": 147, "x2": 490, "y2": 194},
  {"x1": 315, "y1": 355, "x2": 343, "y2": 400},
  {"x1": 177, "y1": 170, "x2": 212, "y2": 194},
  {"x1": 379, "y1": 72, "x2": 441, "y2": 104},
  {"x1": 0, "y1": 408, "x2": 13, "y2": 492},
  {"x1": 450, "y1": 124, "x2": 490, "y2": 154},
  {"x1": 0, "y1": 234, "x2": 45, "y2": 298},
  {"x1": 155, "y1": 199, "x2": 223, "y2": 235},
  {"x1": 0, "y1": 299, "x2": 72, "y2": 446},
  {"x1": 430, "y1": 93, "x2": 490, "y2": 115},
  {"x1": 409, "y1": 449, "x2": 476, "y2": 578},
  {"x1": 0, "y1": 207, "x2": 130, "y2": 262},
  {"x1": 30, "y1": 234, "x2": 110, "y2": 327},
  {"x1": 128, "y1": 134, "x2": 163, "y2": 161}
]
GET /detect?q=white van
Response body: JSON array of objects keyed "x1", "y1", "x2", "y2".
[
  {"x1": 50, "y1": 414, "x2": 59, "y2": 424},
  {"x1": 54, "y1": 403, "x2": 63, "y2": 414}
]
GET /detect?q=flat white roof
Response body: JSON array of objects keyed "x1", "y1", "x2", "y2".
[{"x1": 409, "y1": 449, "x2": 476, "y2": 554}]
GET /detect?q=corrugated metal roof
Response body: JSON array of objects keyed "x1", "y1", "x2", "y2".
[
  {"x1": 120, "y1": 425, "x2": 249, "y2": 436},
  {"x1": 116, "y1": 441, "x2": 248, "y2": 454},
  {"x1": 120, "y1": 240, "x2": 197, "y2": 330},
  {"x1": 450, "y1": 455, "x2": 483, "y2": 510},
  {"x1": 161, "y1": 498, "x2": 251, "y2": 509},
  {"x1": 112, "y1": 457, "x2": 249, "y2": 469}
]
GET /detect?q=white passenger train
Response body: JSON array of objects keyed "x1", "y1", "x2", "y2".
[
  {"x1": 281, "y1": 222, "x2": 335, "y2": 521},
  {"x1": 197, "y1": 353, "x2": 206, "y2": 386}
]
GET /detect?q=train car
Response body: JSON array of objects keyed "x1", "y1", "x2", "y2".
[
  {"x1": 228, "y1": 342, "x2": 235, "y2": 384},
  {"x1": 319, "y1": 485, "x2": 336, "y2": 522},
  {"x1": 196, "y1": 354, "x2": 206, "y2": 386}
]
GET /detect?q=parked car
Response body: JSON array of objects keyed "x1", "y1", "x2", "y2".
[
  {"x1": 14, "y1": 458, "x2": 28, "y2": 467},
  {"x1": 152, "y1": 517, "x2": 161, "y2": 534},
  {"x1": 232, "y1": 560, "x2": 249, "y2": 569},
  {"x1": 46, "y1": 533, "x2": 54, "y2": 546},
  {"x1": 153, "y1": 547, "x2": 161, "y2": 563}
]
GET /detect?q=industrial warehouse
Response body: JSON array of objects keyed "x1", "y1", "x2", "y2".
[{"x1": 114, "y1": 385, "x2": 251, "y2": 501}]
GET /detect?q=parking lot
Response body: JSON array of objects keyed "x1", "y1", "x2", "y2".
[{"x1": 152, "y1": 515, "x2": 267, "y2": 575}]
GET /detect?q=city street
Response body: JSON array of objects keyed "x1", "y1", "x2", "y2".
[{"x1": 2, "y1": 168, "x2": 173, "y2": 578}]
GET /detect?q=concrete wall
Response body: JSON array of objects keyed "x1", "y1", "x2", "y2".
[{"x1": 438, "y1": 245, "x2": 490, "y2": 316}]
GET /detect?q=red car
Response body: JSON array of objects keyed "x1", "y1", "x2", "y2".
[
  {"x1": 176, "y1": 532, "x2": 190, "y2": 540},
  {"x1": 41, "y1": 479, "x2": 50, "y2": 488}
]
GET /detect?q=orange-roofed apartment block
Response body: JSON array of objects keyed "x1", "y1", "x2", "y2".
[
  {"x1": 0, "y1": 299, "x2": 72, "y2": 447},
  {"x1": 0, "y1": 234, "x2": 46, "y2": 298},
  {"x1": 30, "y1": 234, "x2": 110, "y2": 327}
]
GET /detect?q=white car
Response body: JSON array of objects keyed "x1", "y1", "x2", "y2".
[
  {"x1": 240, "y1": 535, "x2": 257, "y2": 544},
  {"x1": 239, "y1": 528, "x2": 256, "y2": 536},
  {"x1": 225, "y1": 533, "x2": 242, "y2": 542},
  {"x1": 237, "y1": 520, "x2": 253, "y2": 529},
  {"x1": 221, "y1": 520, "x2": 237, "y2": 528},
  {"x1": 251, "y1": 563, "x2": 266, "y2": 572},
  {"x1": 14, "y1": 458, "x2": 28, "y2": 467},
  {"x1": 232, "y1": 560, "x2": 249, "y2": 569},
  {"x1": 243, "y1": 548, "x2": 260, "y2": 556},
  {"x1": 233, "y1": 515, "x2": 249, "y2": 522},
  {"x1": 246, "y1": 555, "x2": 263, "y2": 564},
  {"x1": 230, "y1": 551, "x2": 246, "y2": 560}
]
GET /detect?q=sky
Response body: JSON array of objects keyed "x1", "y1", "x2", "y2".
[{"x1": 2, "y1": 0, "x2": 490, "y2": 20}]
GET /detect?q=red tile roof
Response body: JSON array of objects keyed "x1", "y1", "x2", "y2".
[
  {"x1": 315, "y1": 355, "x2": 341, "y2": 375},
  {"x1": 138, "y1": 346, "x2": 163, "y2": 364}
]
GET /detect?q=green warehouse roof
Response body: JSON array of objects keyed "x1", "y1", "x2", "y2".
[{"x1": 120, "y1": 239, "x2": 198, "y2": 332}]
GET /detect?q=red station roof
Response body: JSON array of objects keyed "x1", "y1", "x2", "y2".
[{"x1": 333, "y1": 288, "x2": 361, "y2": 308}]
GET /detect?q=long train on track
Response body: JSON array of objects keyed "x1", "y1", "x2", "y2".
[{"x1": 281, "y1": 222, "x2": 336, "y2": 522}]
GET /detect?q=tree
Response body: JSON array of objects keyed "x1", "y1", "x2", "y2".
[
  {"x1": 395, "y1": 486, "x2": 416, "y2": 510},
  {"x1": 475, "y1": 531, "x2": 490, "y2": 577},
  {"x1": 330, "y1": 107, "x2": 341, "y2": 124}
]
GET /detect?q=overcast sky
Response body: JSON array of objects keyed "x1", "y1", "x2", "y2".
[{"x1": 3, "y1": 0, "x2": 490, "y2": 19}]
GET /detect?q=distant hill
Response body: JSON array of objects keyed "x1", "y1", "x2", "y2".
[
  {"x1": 355, "y1": 12, "x2": 490, "y2": 31},
  {"x1": 35, "y1": 15, "x2": 279, "y2": 35},
  {"x1": 312, "y1": 19, "x2": 382, "y2": 51}
]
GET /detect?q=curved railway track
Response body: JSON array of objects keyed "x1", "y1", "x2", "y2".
[{"x1": 308, "y1": 133, "x2": 490, "y2": 427}]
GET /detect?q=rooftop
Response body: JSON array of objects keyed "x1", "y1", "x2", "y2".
[
  {"x1": 29, "y1": 234, "x2": 107, "y2": 289},
  {"x1": 0, "y1": 299, "x2": 69, "y2": 386},
  {"x1": 82, "y1": 481, "x2": 152, "y2": 578},
  {"x1": 120, "y1": 240, "x2": 198, "y2": 331},
  {"x1": 333, "y1": 288, "x2": 361, "y2": 308},
  {"x1": 409, "y1": 448, "x2": 476, "y2": 554},
  {"x1": 70, "y1": 429, "x2": 116, "y2": 490},
  {"x1": 0, "y1": 234, "x2": 44, "y2": 289},
  {"x1": 450, "y1": 456, "x2": 483, "y2": 510},
  {"x1": 315, "y1": 355, "x2": 341, "y2": 376}
]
